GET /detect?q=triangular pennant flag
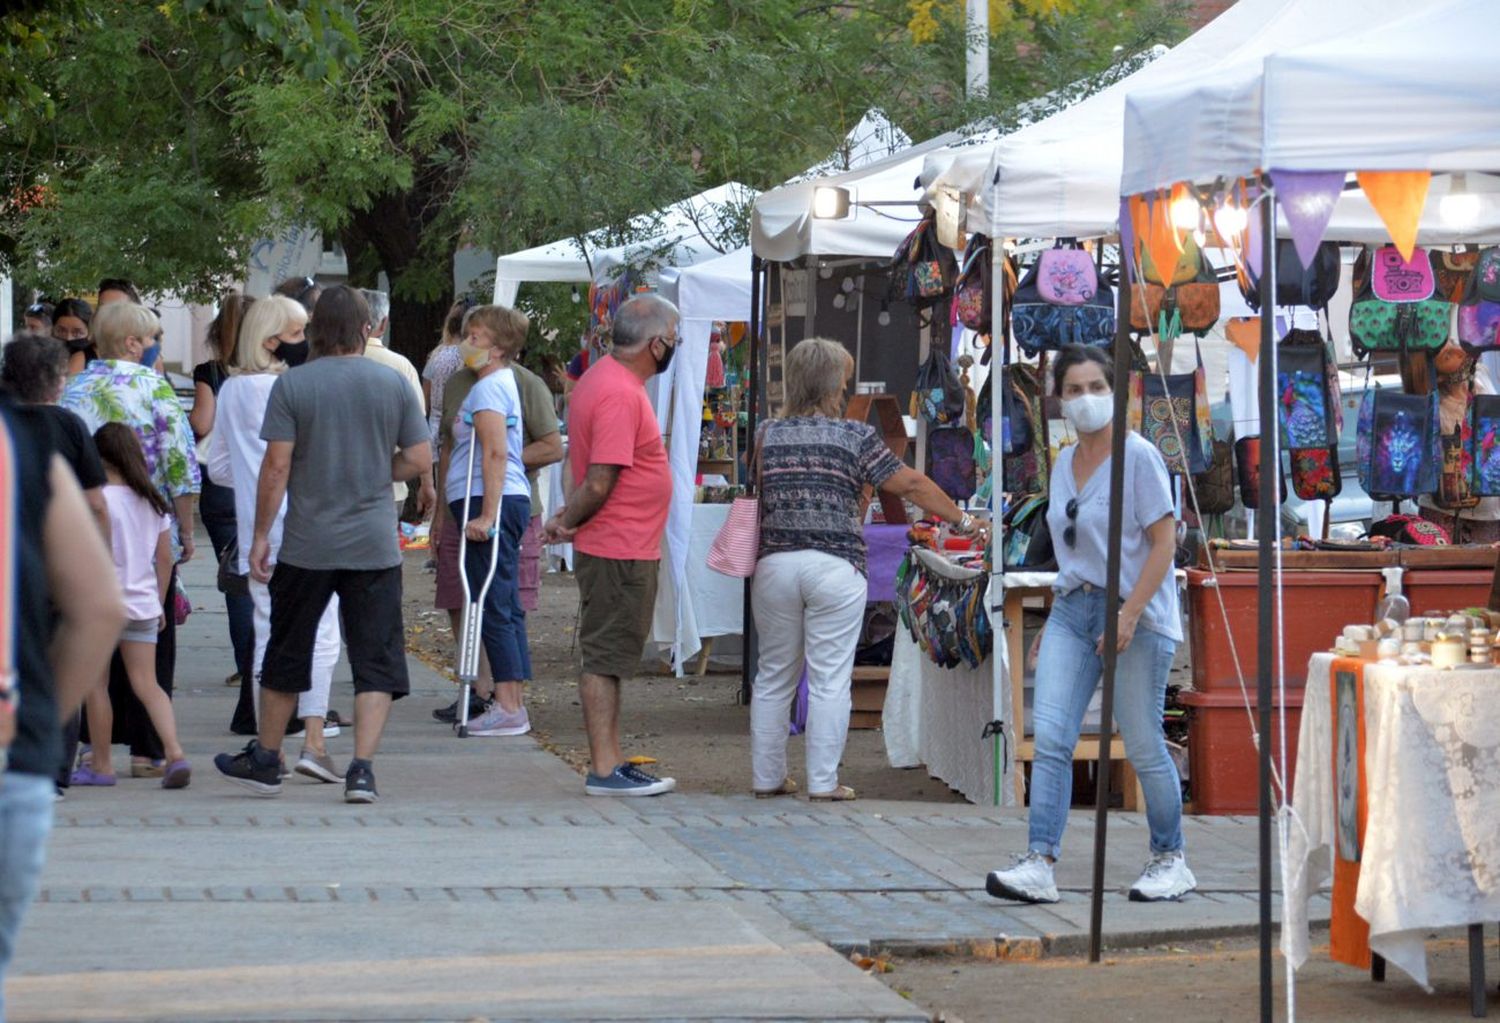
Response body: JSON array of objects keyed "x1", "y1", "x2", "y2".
[
  {"x1": 1146, "y1": 190, "x2": 1182, "y2": 287},
  {"x1": 1128, "y1": 194, "x2": 1151, "y2": 276},
  {"x1": 1356, "y1": 170, "x2": 1432, "y2": 262},
  {"x1": 1271, "y1": 169, "x2": 1346, "y2": 268},
  {"x1": 1170, "y1": 182, "x2": 1195, "y2": 254}
]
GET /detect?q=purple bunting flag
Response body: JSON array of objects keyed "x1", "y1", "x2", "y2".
[{"x1": 1271, "y1": 169, "x2": 1346, "y2": 268}]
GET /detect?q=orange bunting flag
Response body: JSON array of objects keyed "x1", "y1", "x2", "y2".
[
  {"x1": 1128, "y1": 194, "x2": 1152, "y2": 272},
  {"x1": 1146, "y1": 190, "x2": 1183, "y2": 291},
  {"x1": 1356, "y1": 171, "x2": 1432, "y2": 262}
]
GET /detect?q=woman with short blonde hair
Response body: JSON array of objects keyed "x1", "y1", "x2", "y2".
[
  {"x1": 207, "y1": 291, "x2": 339, "y2": 780},
  {"x1": 90, "y1": 303, "x2": 160, "y2": 361},
  {"x1": 463, "y1": 304, "x2": 529, "y2": 356},
  {"x1": 234, "y1": 295, "x2": 309, "y2": 374},
  {"x1": 748, "y1": 337, "x2": 984, "y2": 802}
]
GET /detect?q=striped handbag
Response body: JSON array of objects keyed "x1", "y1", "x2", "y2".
[{"x1": 706, "y1": 441, "x2": 765, "y2": 578}]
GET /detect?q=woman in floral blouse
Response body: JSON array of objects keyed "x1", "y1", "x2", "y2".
[{"x1": 62, "y1": 301, "x2": 199, "y2": 774}]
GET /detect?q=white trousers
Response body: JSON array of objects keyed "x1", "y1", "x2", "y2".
[
  {"x1": 249, "y1": 579, "x2": 341, "y2": 721},
  {"x1": 749, "y1": 550, "x2": 867, "y2": 794}
]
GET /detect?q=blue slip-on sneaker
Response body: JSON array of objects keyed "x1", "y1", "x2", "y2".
[{"x1": 584, "y1": 763, "x2": 676, "y2": 797}]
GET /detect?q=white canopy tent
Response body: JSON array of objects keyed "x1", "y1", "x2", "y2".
[
  {"x1": 925, "y1": 0, "x2": 1370, "y2": 240},
  {"x1": 1120, "y1": 0, "x2": 1500, "y2": 245},
  {"x1": 490, "y1": 181, "x2": 756, "y2": 307},
  {"x1": 655, "y1": 247, "x2": 754, "y2": 669},
  {"x1": 751, "y1": 131, "x2": 970, "y2": 261}
]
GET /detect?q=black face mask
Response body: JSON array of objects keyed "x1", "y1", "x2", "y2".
[
  {"x1": 64, "y1": 339, "x2": 92, "y2": 355},
  {"x1": 274, "y1": 339, "x2": 310, "y2": 367},
  {"x1": 652, "y1": 337, "x2": 676, "y2": 375}
]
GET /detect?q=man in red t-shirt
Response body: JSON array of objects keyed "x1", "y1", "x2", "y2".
[{"x1": 545, "y1": 294, "x2": 677, "y2": 796}]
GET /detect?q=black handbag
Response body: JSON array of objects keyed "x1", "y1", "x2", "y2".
[{"x1": 217, "y1": 537, "x2": 249, "y2": 597}]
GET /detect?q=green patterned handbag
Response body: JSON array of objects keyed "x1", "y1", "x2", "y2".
[{"x1": 1348, "y1": 293, "x2": 1450, "y2": 356}]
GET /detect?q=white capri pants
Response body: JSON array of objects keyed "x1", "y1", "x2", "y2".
[
  {"x1": 749, "y1": 549, "x2": 867, "y2": 794},
  {"x1": 249, "y1": 579, "x2": 340, "y2": 721}
]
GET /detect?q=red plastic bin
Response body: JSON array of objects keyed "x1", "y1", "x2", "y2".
[
  {"x1": 1186, "y1": 569, "x2": 1382, "y2": 693},
  {"x1": 1401, "y1": 569, "x2": 1493, "y2": 616},
  {"x1": 1180, "y1": 688, "x2": 1303, "y2": 816}
]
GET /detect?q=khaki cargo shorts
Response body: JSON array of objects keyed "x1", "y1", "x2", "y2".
[{"x1": 575, "y1": 552, "x2": 659, "y2": 680}]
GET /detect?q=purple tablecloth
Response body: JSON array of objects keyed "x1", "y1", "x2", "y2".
[{"x1": 864, "y1": 524, "x2": 910, "y2": 604}]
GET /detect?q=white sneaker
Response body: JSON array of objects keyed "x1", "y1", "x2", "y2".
[
  {"x1": 1128, "y1": 850, "x2": 1197, "y2": 902},
  {"x1": 467, "y1": 702, "x2": 531, "y2": 737},
  {"x1": 985, "y1": 852, "x2": 1059, "y2": 904}
]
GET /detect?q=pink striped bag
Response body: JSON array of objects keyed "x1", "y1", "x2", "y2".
[{"x1": 707, "y1": 442, "x2": 764, "y2": 578}]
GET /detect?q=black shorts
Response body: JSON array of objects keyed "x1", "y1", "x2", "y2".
[{"x1": 261, "y1": 562, "x2": 409, "y2": 699}]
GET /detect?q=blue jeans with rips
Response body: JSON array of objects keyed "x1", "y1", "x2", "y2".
[
  {"x1": 0, "y1": 772, "x2": 56, "y2": 1021},
  {"x1": 1027, "y1": 585, "x2": 1182, "y2": 861}
]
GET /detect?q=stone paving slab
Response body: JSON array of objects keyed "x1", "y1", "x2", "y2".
[{"x1": 11, "y1": 545, "x2": 1328, "y2": 1021}]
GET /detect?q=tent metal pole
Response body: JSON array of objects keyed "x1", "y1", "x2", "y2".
[
  {"x1": 1256, "y1": 188, "x2": 1277, "y2": 1023},
  {"x1": 741, "y1": 255, "x2": 765, "y2": 706},
  {"x1": 1088, "y1": 254, "x2": 1132, "y2": 963}
]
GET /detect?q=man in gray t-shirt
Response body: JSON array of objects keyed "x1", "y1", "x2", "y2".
[{"x1": 215, "y1": 286, "x2": 432, "y2": 805}]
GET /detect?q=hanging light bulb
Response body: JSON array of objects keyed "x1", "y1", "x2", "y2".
[
  {"x1": 832, "y1": 293, "x2": 846, "y2": 310},
  {"x1": 570, "y1": 286, "x2": 581, "y2": 304},
  {"x1": 841, "y1": 277, "x2": 855, "y2": 293},
  {"x1": 878, "y1": 301, "x2": 891, "y2": 327},
  {"x1": 1213, "y1": 201, "x2": 1248, "y2": 243},
  {"x1": 818, "y1": 263, "x2": 834, "y2": 279},
  {"x1": 1171, "y1": 191, "x2": 1202, "y2": 232},
  {"x1": 1441, "y1": 172, "x2": 1481, "y2": 229}
]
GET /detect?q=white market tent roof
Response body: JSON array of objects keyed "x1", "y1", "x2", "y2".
[
  {"x1": 1120, "y1": 0, "x2": 1500, "y2": 244},
  {"x1": 490, "y1": 181, "x2": 756, "y2": 306},
  {"x1": 751, "y1": 131, "x2": 972, "y2": 261},
  {"x1": 961, "y1": 0, "x2": 1297, "y2": 239}
]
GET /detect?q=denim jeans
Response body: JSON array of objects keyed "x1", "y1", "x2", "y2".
[
  {"x1": 0, "y1": 773, "x2": 56, "y2": 1021},
  {"x1": 1027, "y1": 585, "x2": 1182, "y2": 860},
  {"x1": 450, "y1": 496, "x2": 532, "y2": 682}
]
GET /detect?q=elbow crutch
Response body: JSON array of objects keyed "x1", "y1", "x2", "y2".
[{"x1": 455, "y1": 410, "x2": 502, "y2": 738}]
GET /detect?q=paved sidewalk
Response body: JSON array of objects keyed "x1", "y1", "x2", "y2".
[{"x1": 8, "y1": 550, "x2": 1325, "y2": 1022}]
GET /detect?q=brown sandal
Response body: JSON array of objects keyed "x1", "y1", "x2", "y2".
[
  {"x1": 808, "y1": 785, "x2": 856, "y2": 802},
  {"x1": 754, "y1": 778, "x2": 799, "y2": 799}
]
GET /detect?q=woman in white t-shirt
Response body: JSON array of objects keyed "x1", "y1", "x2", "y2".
[
  {"x1": 985, "y1": 345, "x2": 1195, "y2": 907},
  {"x1": 72, "y1": 423, "x2": 190, "y2": 789},
  {"x1": 207, "y1": 294, "x2": 344, "y2": 784},
  {"x1": 444, "y1": 304, "x2": 533, "y2": 738}
]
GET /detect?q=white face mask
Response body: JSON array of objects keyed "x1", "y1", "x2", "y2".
[{"x1": 1062, "y1": 392, "x2": 1114, "y2": 434}]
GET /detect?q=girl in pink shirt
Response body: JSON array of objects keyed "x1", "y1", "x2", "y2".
[{"x1": 73, "y1": 424, "x2": 191, "y2": 788}]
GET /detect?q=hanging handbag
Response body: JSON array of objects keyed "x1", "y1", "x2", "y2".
[
  {"x1": 891, "y1": 215, "x2": 957, "y2": 308},
  {"x1": 1241, "y1": 239, "x2": 1342, "y2": 312},
  {"x1": 1348, "y1": 247, "x2": 1451, "y2": 357},
  {"x1": 706, "y1": 440, "x2": 765, "y2": 578},
  {"x1": 1129, "y1": 249, "x2": 1221, "y2": 335},
  {"x1": 1468, "y1": 393, "x2": 1500, "y2": 497},
  {"x1": 1457, "y1": 299, "x2": 1500, "y2": 351},
  {"x1": 1001, "y1": 494, "x2": 1056, "y2": 571},
  {"x1": 1431, "y1": 249, "x2": 1480, "y2": 303},
  {"x1": 911, "y1": 347, "x2": 966, "y2": 424},
  {"x1": 1371, "y1": 245, "x2": 1436, "y2": 303},
  {"x1": 1035, "y1": 240, "x2": 1099, "y2": 306},
  {"x1": 928, "y1": 423, "x2": 977, "y2": 501},
  {"x1": 1002, "y1": 360, "x2": 1047, "y2": 496},
  {"x1": 1010, "y1": 262, "x2": 1115, "y2": 355},
  {"x1": 1288, "y1": 447, "x2": 1342, "y2": 502},
  {"x1": 953, "y1": 233, "x2": 992, "y2": 333},
  {"x1": 1127, "y1": 320, "x2": 1213, "y2": 475},
  {"x1": 1190, "y1": 435, "x2": 1235, "y2": 515},
  {"x1": 1234, "y1": 435, "x2": 1287, "y2": 510},
  {"x1": 1355, "y1": 387, "x2": 1443, "y2": 500},
  {"x1": 1276, "y1": 334, "x2": 1338, "y2": 450},
  {"x1": 1473, "y1": 247, "x2": 1500, "y2": 303}
]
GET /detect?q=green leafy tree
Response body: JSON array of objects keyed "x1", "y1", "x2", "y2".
[{"x1": 2, "y1": 0, "x2": 1186, "y2": 366}]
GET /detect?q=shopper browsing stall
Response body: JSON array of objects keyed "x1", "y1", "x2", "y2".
[{"x1": 986, "y1": 344, "x2": 1195, "y2": 905}]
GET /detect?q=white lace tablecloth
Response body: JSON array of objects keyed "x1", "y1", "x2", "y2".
[{"x1": 1284, "y1": 653, "x2": 1500, "y2": 989}]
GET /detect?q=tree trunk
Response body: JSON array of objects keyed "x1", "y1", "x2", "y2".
[{"x1": 340, "y1": 194, "x2": 459, "y2": 368}]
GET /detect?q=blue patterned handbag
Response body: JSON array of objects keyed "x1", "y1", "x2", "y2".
[{"x1": 1010, "y1": 262, "x2": 1115, "y2": 356}]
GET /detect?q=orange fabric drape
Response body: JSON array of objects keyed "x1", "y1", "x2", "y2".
[{"x1": 1329, "y1": 657, "x2": 1372, "y2": 969}]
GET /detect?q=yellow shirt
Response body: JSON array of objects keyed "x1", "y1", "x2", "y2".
[{"x1": 363, "y1": 336, "x2": 427, "y2": 503}]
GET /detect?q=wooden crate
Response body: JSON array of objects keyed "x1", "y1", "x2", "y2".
[{"x1": 850, "y1": 665, "x2": 888, "y2": 730}]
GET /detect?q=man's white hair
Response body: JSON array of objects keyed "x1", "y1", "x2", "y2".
[
  {"x1": 361, "y1": 289, "x2": 391, "y2": 333},
  {"x1": 611, "y1": 293, "x2": 679, "y2": 350}
]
